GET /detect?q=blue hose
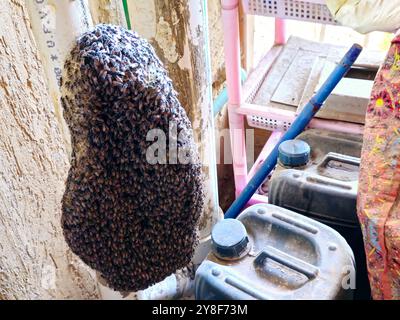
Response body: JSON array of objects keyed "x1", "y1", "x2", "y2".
[
  {"x1": 213, "y1": 68, "x2": 247, "y2": 116},
  {"x1": 224, "y1": 44, "x2": 363, "y2": 219}
]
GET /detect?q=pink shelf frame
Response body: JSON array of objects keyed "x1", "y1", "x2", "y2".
[{"x1": 221, "y1": 0, "x2": 365, "y2": 205}]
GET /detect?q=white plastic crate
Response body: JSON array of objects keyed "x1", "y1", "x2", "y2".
[
  {"x1": 247, "y1": 115, "x2": 290, "y2": 131},
  {"x1": 243, "y1": 0, "x2": 337, "y2": 25}
]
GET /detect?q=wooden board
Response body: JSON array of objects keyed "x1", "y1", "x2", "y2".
[
  {"x1": 271, "y1": 48, "x2": 320, "y2": 107},
  {"x1": 298, "y1": 58, "x2": 376, "y2": 124},
  {"x1": 250, "y1": 36, "x2": 385, "y2": 124}
]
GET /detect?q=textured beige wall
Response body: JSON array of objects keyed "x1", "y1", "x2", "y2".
[
  {"x1": 0, "y1": 0, "x2": 99, "y2": 299},
  {"x1": 0, "y1": 0, "x2": 231, "y2": 299}
]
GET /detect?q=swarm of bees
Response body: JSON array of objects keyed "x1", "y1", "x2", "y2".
[{"x1": 60, "y1": 24, "x2": 204, "y2": 292}]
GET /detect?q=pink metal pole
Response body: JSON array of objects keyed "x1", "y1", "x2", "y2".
[
  {"x1": 274, "y1": 18, "x2": 286, "y2": 45},
  {"x1": 248, "y1": 131, "x2": 283, "y2": 180},
  {"x1": 235, "y1": 188, "x2": 269, "y2": 206},
  {"x1": 221, "y1": 0, "x2": 248, "y2": 192},
  {"x1": 246, "y1": 193, "x2": 269, "y2": 206}
]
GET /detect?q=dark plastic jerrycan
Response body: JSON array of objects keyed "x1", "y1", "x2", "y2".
[
  {"x1": 195, "y1": 204, "x2": 355, "y2": 300},
  {"x1": 268, "y1": 129, "x2": 370, "y2": 299}
]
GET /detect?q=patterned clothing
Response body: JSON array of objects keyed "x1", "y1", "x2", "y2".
[{"x1": 358, "y1": 33, "x2": 400, "y2": 300}]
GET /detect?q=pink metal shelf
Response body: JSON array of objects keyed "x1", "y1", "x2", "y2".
[
  {"x1": 221, "y1": 0, "x2": 365, "y2": 206},
  {"x1": 242, "y1": 0, "x2": 337, "y2": 25},
  {"x1": 238, "y1": 103, "x2": 364, "y2": 135}
]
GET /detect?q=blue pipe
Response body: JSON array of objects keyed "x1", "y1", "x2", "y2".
[
  {"x1": 224, "y1": 43, "x2": 363, "y2": 219},
  {"x1": 213, "y1": 68, "x2": 247, "y2": 116}
]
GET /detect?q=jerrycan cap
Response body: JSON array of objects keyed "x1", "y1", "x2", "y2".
[
  {"x1": 211, "y1": 219, "x2": 249, "y2": 260},
  {"x1": 278, "y1": 139, "x2": 310, "y2": 167}
]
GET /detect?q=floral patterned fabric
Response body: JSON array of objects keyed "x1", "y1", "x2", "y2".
[{"x1": 358, "y1": 34, "x2": 400, "y2": 300}]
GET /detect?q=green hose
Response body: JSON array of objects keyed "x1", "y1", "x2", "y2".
[{"x1": 122, "y1": 0, "x2": 132, "y2": 30}]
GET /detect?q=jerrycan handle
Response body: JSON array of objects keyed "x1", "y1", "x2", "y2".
[
  {"x1": 318, "y1": 152, "x2": 360, "y2": 171},
  {"x1": 254, "y1": 246, "x2": 319, "y2": 280}
]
